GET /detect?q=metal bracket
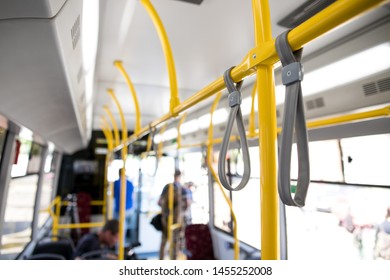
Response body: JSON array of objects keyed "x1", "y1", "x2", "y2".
[
  {"x1": 281, "y1": 62, "x2": 304, "y2": 86},
  {"x1": 228, "y1": 91, "x2": 242, "y2": 107}
]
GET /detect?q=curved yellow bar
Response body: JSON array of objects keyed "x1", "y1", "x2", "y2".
[
  {"x1": 104, "y1": 105, "x2": 120, "y2": 147},
  {"x1": 248, "y1": 81, "x2": 257, "y2": 138},
  {"x1": 114, "y1": 61, "x2": 142, "y2": 133},
  {"x1": 140, "y1": 0, "x2": 180, "y2": 116},
  {"x1": 207, "y1": 92, "x2": 240, "y2": 260},
  {"x1": 253, "y1": 0, "x2": 279, "y2": 260},
  {"x1": 107, "y1": 89, "x2": 128, "y2": 260}
]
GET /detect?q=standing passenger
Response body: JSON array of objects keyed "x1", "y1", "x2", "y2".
[
  {"x1": 114, "y1": 168, "x2": 135, "y2": 247},
  {"x1": 374, "y1": 206, "x2": 390, "y2": 259},
  {"x1": 158, "y1": 169, "x2": 188, "y2": 259}
]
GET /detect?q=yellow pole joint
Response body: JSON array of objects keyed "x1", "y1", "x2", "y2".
[
  {"x1": 114, "y1": 60, "x2": 142, "y2": 134},
  {"x1": 140, "y1": 0, "x2": 180, "y2": 117}
]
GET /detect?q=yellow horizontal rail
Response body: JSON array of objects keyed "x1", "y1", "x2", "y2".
[
  {"x1": 170, "y1": 223, "x2": 182, "y2": 231},
  {"x1": 56, "y1": 222, "x2": 105, "y2": 230},
  {"x1": 60, "y1": 200, "x2": 104, "y2": 207},
  {"x1": 175, "y1": 105, "x2": 390, "y2": 150}
]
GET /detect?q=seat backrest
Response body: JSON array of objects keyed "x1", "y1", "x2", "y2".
[
  {"x1": 32, "y1": 236, "x2": 75, "y2": 260},
  {"x1": 26, "y1": 253, "x2": 66, "y2": 260},
  {"x1": 77, "y1": 192, "x2": 92, "y2": 236},
  {"x1": 185, "y1": 224, "x2": 215, "y2": 260}
]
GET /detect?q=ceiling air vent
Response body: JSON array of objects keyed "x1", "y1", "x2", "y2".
[
  {"x1": 173, "y1": 0, "x2": 203, "y2": 5},
  {"x1": 77, "y1": 65, "x2": 83, "y2": 84},
  {"x1": 363, "y1": 82, "x2": 378, "y2": 96},
  {"x1": 306, "y1": 97, "x2": 325, "y2": 110},
  {"x1": 278, "y1": 0, "x2": 336, "y2": 28},
  {"x1": 378, "y1": 77, "x2": 390, "y2": 93},
  {"x1": 71, "y1": 15, "x2": 81, "y2": 49}
]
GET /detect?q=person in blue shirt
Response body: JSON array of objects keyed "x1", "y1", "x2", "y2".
[{"x1": 114, "y1": 168, "x2": 135, "y2": 247}]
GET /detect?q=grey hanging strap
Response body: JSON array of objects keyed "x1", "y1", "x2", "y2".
[
  {"x1": 275, "y1": 30, "x2": 310, "y2": 207},
  {"x1": 218, "y1": 67, "x2": 251, "y2": 191}
]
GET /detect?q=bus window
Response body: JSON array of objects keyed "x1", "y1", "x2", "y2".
[
  {"x1": 213, "y1": 146, "x2": 261, "y2": 250},
  {"x1": 36, "y1": 147, "x2": 57, "y2": 229},
  {"x1": 341, "y1": 134, "x2": 390, "y2": 186},
  {"x1": 180, "y1": 152, "x2": 209, "y2": 224},
  {"x1": 0, "y1": 174, "x2": 39, "y2": 258},
  {"x1": 26, "y1": 142, "x2": 43, "y2": 174},
  {"x1": 11, "y1": 138, "x2": 32, "y2": 177},
  {"x1": 0, "y1": 127, "x2": 6, "y2": 165},
  {"x1": 231, "y1": 147, "x2": 261, "y2": 249},
  {"x1": 212, "y1": 150, "x2": 232, "y2": 233},
  {"x1": 286, "y1": 183, "x2": 390, "y2": 260},
  {"x1": 291, "y1": 139, "x2": 344, "y2": 182}
]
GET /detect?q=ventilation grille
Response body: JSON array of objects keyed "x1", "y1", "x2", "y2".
[
  {"x1": 363, "y1": 82, "x2": 378, "y2": 96},
  {"x1": 378, "y1": 77, "x2": 390, "y2": 93},
  {"x1": 71, "y1": 15, "x2": 81, "y2": 49},
  {"x1": 306, "y1": 97, "x2": 325, "y2": 110},
  {"x1": 363, "y1": 77, "x2": 390, "y2": 96},
  {"x1": 173, "y1": 0, "x2": 203, "y2": 4},
  {"x1": 278, "y1": 0, "x2": 336, "y2": 28},
  {"x1": 77, "y1": 66, "x2": 83, "y2": 84}
]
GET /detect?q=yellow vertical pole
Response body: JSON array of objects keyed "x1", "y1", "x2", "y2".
[
  {"x1": 53, "y1": 196, "x2": 61, "y2": 236},
  {"x1": 252, "y1": 0, "x2": 279, "y2": 259},
  {"x1": 101, "y1": 123, "x2": 114, "y2": 222},
  {"x1": 103, "y1": 105, "x2": 120, "y2": 147},
  {"x1": 107, "y1": 89, "x2": 128, "y2": 260},
  {"x1": 168, "y1": 183, "x2": 174, "y2": 259},
  {"x1": 114, "y1": 61, "x2": 142, "y2": 134},
  {"x1": 248, "y1": 81, "x2": 258, "y2": 138},
  {"x1": 101, "y1": 117, "x2": 115, "y2": 220},
  {"x1": 140, "y1": 0, "x2": 180, "y2": 116}
]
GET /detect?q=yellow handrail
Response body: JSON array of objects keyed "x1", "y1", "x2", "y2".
[
  {"x1": 167, "y1": 183, "x2": 174, "y2": 259},
  {"x1": 253, "y1": 0, "x2": 279, "y2": 260},
  {"x1": 107, "y1": 89, "x2": 128, "y2": 260},
  {"x1": 101, "y1": 126, "x2": 111, "y2": 221},
  {"x1": 107, "y1": 0, "x2": 387, "y2": 260},
  {"x1": 104, "y1": 105, "x2": 120, "y2": 147},
  {"x1": 169, "y1": 105, "x2": 390, "y2": 152},
  {"x1": 46, "y1": 196, "x2": 107, "y2": 236},
  {"x1": 110, "y1": 0, "x2": 386, "y2": 154},
  {"x1": 101, "y1": 117, "x2": 115, "y2": 219},
  {"x1": 56, "y1": 222, "x2": 105, "y2": 230},
  {"x1": 140, "y1": 0, "x2": 180, "y2": 116},
  {"x1": 207, "y1": 92, "x2": 240, "y2": 260},
  {"x1": 114, "y1": 61, "x2": 142, "y2": 134}
]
